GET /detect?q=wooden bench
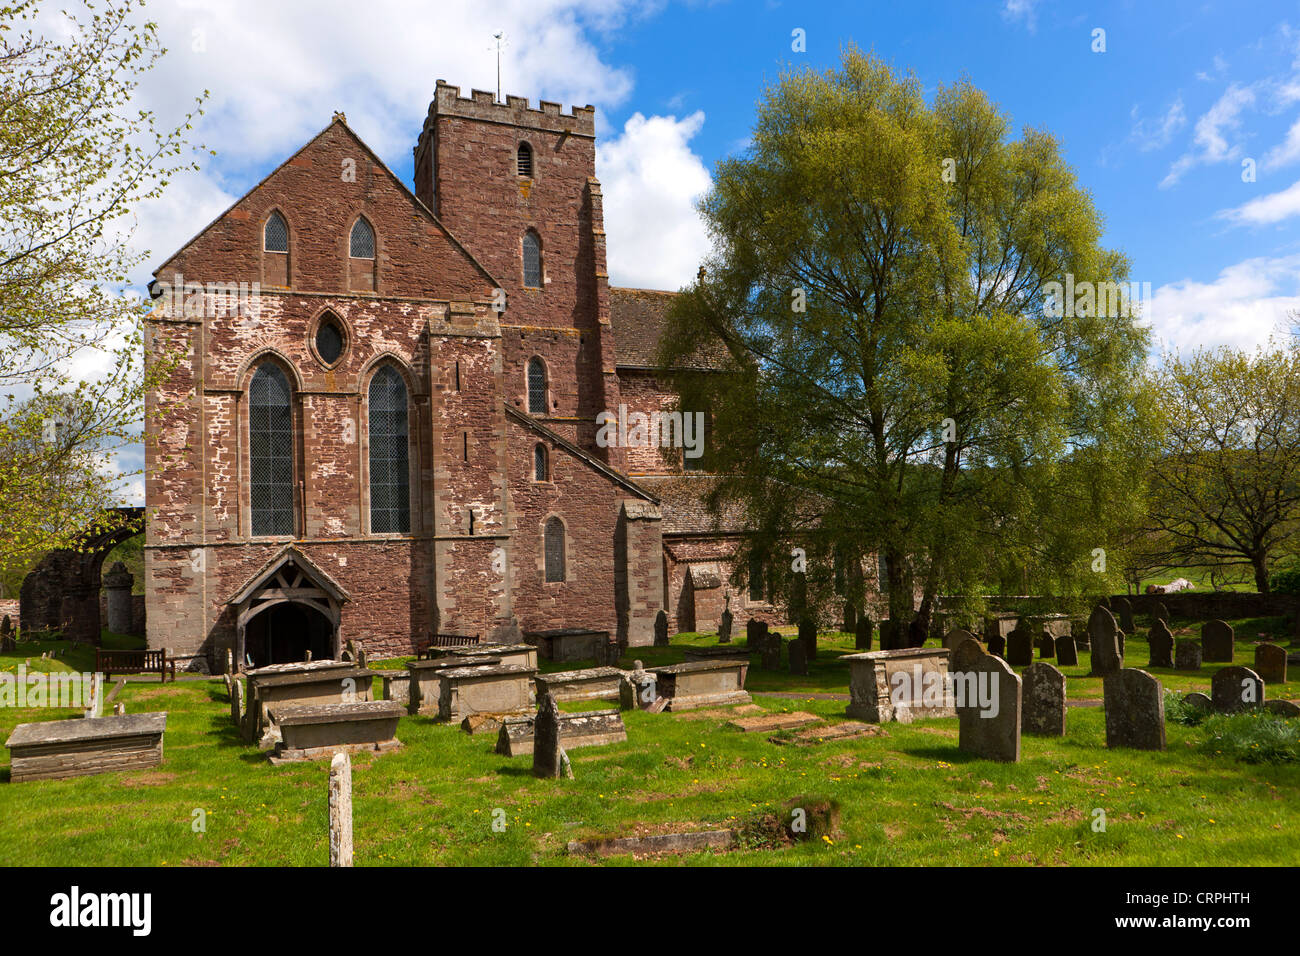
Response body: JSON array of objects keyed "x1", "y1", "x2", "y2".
[
  {"x1": 415, "y1": 633, "x2": 481, "y2": 659},
  {"x1": 95, "y1": 648, "x2": 176, "y2": 683}
]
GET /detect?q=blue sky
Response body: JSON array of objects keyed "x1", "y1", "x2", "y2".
[{"x1": 31, "y1": 0, "x2": 1300, "y2": 500}]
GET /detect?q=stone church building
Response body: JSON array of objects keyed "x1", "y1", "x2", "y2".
[{"x1": 144, "y1": 81, "x2": 789, "y2": 669}]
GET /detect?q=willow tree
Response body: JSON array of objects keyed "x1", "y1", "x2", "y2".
[
  {"x1": 660, "y1": 50, "x2": 1155, "y2": 637},
  {"x1": 0, "y1": 0, "x2": 204, "y2": 579}
]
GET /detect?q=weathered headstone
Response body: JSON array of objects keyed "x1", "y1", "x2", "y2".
[
  {"x1": 1147, "y1": 619, "x2": 1174, "y2": 669},
  {"x1": 878, "y1": 619, "x2": 900, "y2": 651},
  {"x1": 951, "y1": 636, "x2": 987, "y2": 671},
  {"x1": 329, "y1": 752, "x2": 353, "y2": 867},
  {"x1": 788, "y1": 638, "x2": 808, "y2": 676},
  {"x1": 1113, "y1": 596, "x2": 1134, "y2": 633},
  {"x1": 1054, "y1": 634, "x2": 1078, "y2": 667},
  {"x1": 1210, "y1": 665, "x2": 1263, "y2": 713},
  {"x1": 1264, "y1": 699, "x2": 1300, "y2": 717},
  {"x1": 843, "y1": 602, "x2": 857, "y2": 636},
  {"x1": 1201, "y1": 620, "x2": 1234, "y2": 663},
  {"x1": 1087, "y1": 604, "x2": 1122, "y2": 676},
  {"x1": 988, "y1": 634, "x2": 1006, "y2": 658},
  {"x1": 798, "y1": 619, "x2": 817, "y2": 660},
  {"x1": 854, "y1": 616, "x2": 873, "y2": 651},
  {"x1": 1152, "y1": 601, "x2": 1169, "y2": 625},
  {"x1": 223, "y1": 673, "x2": 233, "y2": 699},
  {"x1": 1021, "y1": 662, "x2": 1066, "y2": 737},
  {"x1": 718, "y1": 609, "x2": 733, "y2": 644},
  {"x1": 532, "y1": 695, "x2": 564, "y2": 778},
  {"x1": 653, "y1": 610, "x2": 669, "y2": 648},
  {"x1": 231, "y1": 679, "x2": 244, "y2": 727},
  {"x1": 761, "y1": 633, "x2": 782, "y2": 671},
  {"x1": 943, "y1": 628, "x2": 976, "y2": 655},
  {"x1": 225, "y1": 648, "x2": 234, "y2": 675},
  {"x1": 1254, "y1": 643, "x2": 1287, "y2": 685},
  {"x1": 1036, "y1": 632, "x2": 1055, "y2": 659},
  {"x1": 956, "y1": 653, "x2": 1021, "y2": 762},
  {"x1": 1006, "y1": 622, "x2": 1034, "y2": 667},
  {"x1": 746, "y1": 618, "x2": 765, "y2": 647},
  {"x1": 1174, "y1": 637, "x2": 1202, "y2": 671},
  {"x1": 1103, "y1": 668, "x2": 1165, "y2": 750},
  {"x1": 1182, "y1": 691, "x2": 1212, "y2": 713}
]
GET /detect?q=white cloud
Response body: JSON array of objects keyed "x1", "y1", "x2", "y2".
[
  {"x1": 1001, "y1": 0, "x2": 1038, "y2": 33},
  {"x1": 1264, "y1": 115, "x2": 1300, "y2": 170},
  {"x1": 598, "y1": 110, "x2": 712, "y2": 291},
  {"x1": 1130, "y1": 97, "x2": 1186, "y2": 152},
  {"x1": 1148, "y1": 253, "x2": 1300, "y2": 353},
  {"x1": 1161, "y1": 84, "x2": 1256, "y2": 188},
  {"x1": 1218, "y1": 178, "x2": 1300, "y2": 226}
]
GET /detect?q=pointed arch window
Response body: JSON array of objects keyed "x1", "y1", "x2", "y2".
[
  {"x1": 350, "y1": 218, "x2": 375, "y2": 259},
  {"x1": 264, "y1": 212, "x2": 289, "y2": 252},
  {"x1": 522, "y1": 230, "x2": 541, "y2": 288},
  {"x1": 517, "y1": 142, "x2": 533, "y2": 177},
  {"x1": 544, "y1": 517, "x2": 566, "y2": 583},
  {"x1": 527, "y1": 357, "x2": 547, "y2": 414},
  {"x1": 534, "y1": 443, "x2": 548, "y2": 481},
  {"x1": 249, "y1": 363, "x2": 295, "y2": 537},
  {"x1": 368, "y1": 365, "x2": 410, "y2": 534}
]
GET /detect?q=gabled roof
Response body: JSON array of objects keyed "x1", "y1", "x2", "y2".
[
  {"x1": 505, "y1": 405, "x2": 659, "y2": 503},
  {"x1": 153, "y1": 115, "x2": 500, "y2": 289},
  {"x1": 630, "y1": 474, "x2": 749, "y2": 535},
  {"x1": 226, "y1": 545, "x2": 351, "y2": 607},
  {"x1": 609, "y1": 286, "x2": 728, "y2": 371}
]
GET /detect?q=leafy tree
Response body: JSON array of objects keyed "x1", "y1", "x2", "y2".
[
  {"x1": 659, "y1": 50, "x2": 1155, "y2": 637},
  {"x1": 1143, "y1": 341, "x2": 1300, "y2": 593},
  {"x1": 0, "y1": 0, "x2": 205, "y2": 562}
]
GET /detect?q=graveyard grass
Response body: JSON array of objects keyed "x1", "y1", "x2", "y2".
[{"x1": 1, "y1": 626, "x2": 1297, "y2": 867}]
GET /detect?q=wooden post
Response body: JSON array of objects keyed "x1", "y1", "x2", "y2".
[{"x1": 329, "y1": 752, "x2": 353, "y2": 867}]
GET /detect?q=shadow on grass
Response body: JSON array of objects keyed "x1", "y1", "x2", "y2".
[{"x1": 897, "y1": 745, "x2": 980, "y2": 763}]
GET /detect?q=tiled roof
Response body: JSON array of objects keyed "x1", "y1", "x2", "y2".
[
  {"x1": 608, "y1": 286, "x2": 727, "y2": 370},
  {"x1": 631, "y1": 475, "x2": 748, "y2": 535}
]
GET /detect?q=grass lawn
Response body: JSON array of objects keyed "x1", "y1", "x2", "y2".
[{"x1": 1, "y1": 628, "x2": 1297, "y2": 866}]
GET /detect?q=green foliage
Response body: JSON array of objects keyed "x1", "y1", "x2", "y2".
[
  {"x1": 0, "y1": 0, "x2": 205, "y2": 566},
  {"x1": 1163, "y1": 690, "x2": 1209, "y2": 727},
  {"x1": 1269, "y1": 567, "x2": 1300, "y2": 596},
  {"x1": 1197, "y1": 712, "x2": 1300, "y2": 764},
  {"x1": 659, "y1": 48, "x2": 1155, "y2": 627}
]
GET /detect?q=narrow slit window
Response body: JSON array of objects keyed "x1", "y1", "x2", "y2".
[
  {"x1": 249, "y1": 363, "x2": 295, "y2": 537},
  {"x1": 517, "y1": 142, "x2": 533, "y2": 177},
  {"x1": 534, "y1": 444, "x2": 547, "y2": 481},
  {"x1": 527, "y1": 357, "x2": 546, "y2": 414},
  {"x1": 544, "y1": 517, "x2": 565, "y2": 582},
  {"x1": 522, "y1": 231, "x2": 541, "y2": 288}
]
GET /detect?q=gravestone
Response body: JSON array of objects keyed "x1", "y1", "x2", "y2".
[
  {"x1": 1022, "y1": 662, "x2": 1066, "y2": 737},
  {"x1": 1210, "y1": 666, "x2": 1263, "y2": 713},
  {"x1": 788, "y1": 638, "x2": 808, "y2": 676},
  {"x1": 1036, "y1": 632, "x2": 1055, "y2": 659},
  {"x1": 1254, "y1": 643, "x2": 1287, "y2": 685},
  {"x1": 329, "y1": 752, "x2": 353, "y2": 867},
  {"x1": 1147, "y1": 619, "x2": 1174, "y2": 669},
  {"x1": 878, "y1": 619, "x2": 900, "y2": 651},
  {"x1": 956, "y1": 653, "x2": 1021, "y2": 762},
  {"x1": 1006, "y1": 622, "x2": 1034, "y2": 667},
  {"x1": 1174, "y1": 638, "x2": 1202, "y2": 671},
  {"x1": 619, "y1": 661, "x2": 658, "y2": 710},
  {"x1": 1113, "y1": 596, "x2": 1134, "y2": 633},
  {"x1": 855, "y1": 617, "x2": 873, "y2": 651},
  {"x1": 532, "y1": 695, "x2": 564, "y2": 778},
  {"x1": 1152, "y1": 601, "x2": 1169, "y2": 625},
  {"x1": 746, "y1": 618, "x2": 766, "y2": 647},
  {"x1": 231, "y1": 679, "x2": 244, "y2": 728},
  {"x1": 1265, "y1": 699, "x2": 1300, "y2": 717},
  {"x1": 951, "y1": 636, "x2": 987, "y2": 671},
  {"x1": 798, "y1": 619, "x2": 817, "y2": 660},
  {"x1": 1202, "y1": 620, "x2": 1234, "y2": 663},
  {"x1": 1055, "y1": 634, "x2": 1078, "y2": 667},
  {"x1": 944, "y1": 628, "x2": 976, "y2": 655},
  {"x1": 1182, "y1": 691, "x2": 1212, "y2": 713},
  {"x1": 843, "y1": 603, "x2": 857, "y2": 635},
  {"x1": 988, "y1": 634, "x2": 1006, "y2": 658},
  {"x1": 653, "y1": 610, "x2": 669, "y2": 648},
  {"x1": 1103, "y1": 668, "x2": 1165, "y2": 751},
  {"x1": 718, "y1": 609, "x2": 733, "y2": 644},
  {"x1": 1087, "y1": 604, "x2": 1122, "y2": 676},
  {"x1": 761, "y1": 633, "x2": 782, "y2": 671}
]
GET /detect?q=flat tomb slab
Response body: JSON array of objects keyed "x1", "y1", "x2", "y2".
[
  {"x1": 5, "y1": 712, "x2": 167, "y2": 783},
  {"x1": 650, "y1": 660, "x2": 751, "y2": 711},
  {"x1": 267, "y1": 700, "x2": 403, "y2": 764},
  {"x1": 245, "y1": 660, "x2": 356, "y2": 678},
  {"x1": 426, "y1": 643, "x2": 538, "y2": 669},
  {"x1": 379, "y1": 671, "x2": 410, "y2": 705},
  {"x1": 842, "y1": 648, "x2": 955, "y2": 723},
  {"x1": 683, "y1": 645, "x2": 752, "y2": 661},
  {"x1": 406, "y1": 655, "x2": 502, "y2": 716},
  {"x1": 438, "y1": 664, "x2": 538, "y2": 722},
  {"x1": 525, "y1": 629, "x2": 609, "y2": 663},
  {"x1": 245, "y1": 666, "x2": 376, "y2": 744},
  {"x1": 495, "y1": 709, "x2": 627, "y2": 757},
  {"x1": 535, "y1": 666, "x2": 626, "y2": 703},
  {"x1": 728, "y1": 711, "x2": 821, "y2": 733}
]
